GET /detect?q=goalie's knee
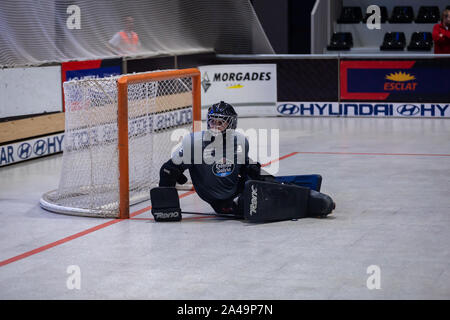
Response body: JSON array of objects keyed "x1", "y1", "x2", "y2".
[
  {"x1": 242, "y1": 180, "x2": 335, "y2": 222},
  {"x1": 242, "y1": 180, "x2": 310, "y2": 222}
]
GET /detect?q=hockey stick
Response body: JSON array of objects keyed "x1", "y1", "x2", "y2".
[{"x1": 181, "y1": 211, "x2": 244, "y2": 219}]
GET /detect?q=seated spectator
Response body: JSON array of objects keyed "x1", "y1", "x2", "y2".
[
  {"x1": 432, "y1": 8, "x2": 450, "y2": 53},
  {"x1": 107, "y1": 16, "x2": 141, "y2": 55}
]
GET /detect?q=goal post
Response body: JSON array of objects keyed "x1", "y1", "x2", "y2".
[
  {"x1": 40, "y1": 68, "x2": 201, "y2": 219},
  {"x1": 117, "y1": 68, "x2": 201, "y2": 219}
]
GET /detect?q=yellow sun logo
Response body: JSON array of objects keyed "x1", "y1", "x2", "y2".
[
  {"x1": 385, "y1": 72, "x2": 416, "y2": 82},
  {"x1": 227, "y1": 84, "x2": 244, "y2": 89}
]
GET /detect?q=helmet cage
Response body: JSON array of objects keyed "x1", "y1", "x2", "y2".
[
  {"x1": 207, "y1": 113, "x2": 237, "y2": 132},
  {"x1": 207, "y1": 101, "x2": 237, "y2": 133}
]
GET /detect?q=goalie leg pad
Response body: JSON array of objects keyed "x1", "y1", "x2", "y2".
[
  {"x1": 274, "y1": 174, "x2": 322, "y2": 192},
  {"x1": 150, "y1": 187, "x2": 182, "y2": 222},
  {"x1": 243, "y1": 180, "x2": 309, "y2": 222}
]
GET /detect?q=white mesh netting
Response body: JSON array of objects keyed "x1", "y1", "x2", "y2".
[
  {"x1": 40, "y1": 71, "x2": 195, "y2": 218},
  {"x1": 0, "y1": 0, "x2": 274, "y2": 67}
]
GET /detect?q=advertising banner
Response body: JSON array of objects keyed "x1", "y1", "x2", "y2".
[
  {"x1": 198, "y1": 64, "x2": 277, "y2": 114},
  {"x1": 61, "y1": 58, "x2": 122, "y2": 111},
  {"x1": 0, "y1": 66, "x2": 62, "y2": 118},
  {"x1": 214, "y1": 58, "x2": 339, "y2": 102},
  {"x1": 276, "y1": 102, "x2": 450, "y2": 118},
  {"x1": 0, "y1": 133, "x2": 64, "y2": 167},
  {"x1": 61, "y1": 58, "x2": 122, "y2": 83},
  {"x1": 340, "y1": 60, "x2": 450, "y2": 102}
]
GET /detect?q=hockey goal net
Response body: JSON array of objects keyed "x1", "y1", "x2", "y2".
[{"x1": 40, "y1": 68, "x2": 201, "y2": 219}]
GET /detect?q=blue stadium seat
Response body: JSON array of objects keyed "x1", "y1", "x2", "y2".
[
  {"x1": 407, "y1": 32, "x2": 433, "y2": 51},
  {"x1": 337, "y1": 7, "x2": 363, "y2": 23},
  {"x1": 327, "y1": 32, "x2": 353, "y2": 51},
  {"x1": 380, "y1": 32, "x2": 406, "y2": 50},
  {"x1": 390, "y1": 6, "x2": 414, "y2": 23},
  {"x1": 415, "y1": 6, "x2": 440, "y2": 23}
]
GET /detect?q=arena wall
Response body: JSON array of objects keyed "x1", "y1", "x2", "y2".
[{"x1": 1, "y1": 52, "x2": 449, "y2": 167}]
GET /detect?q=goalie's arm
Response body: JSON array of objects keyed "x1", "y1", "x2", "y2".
[
  {"x1": 238, "y1": 135, "x2": 277, "y2": 183},
  {"x1": 159, "y1": 159, "x2": 188, "y2": 187},
  {"x1": 159, "y1": 133, "x2": 192, "y2": 187}
]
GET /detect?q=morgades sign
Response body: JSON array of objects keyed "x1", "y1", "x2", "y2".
[{"x1": 198, "y1": 64, "x2": 277, "y2": 108}]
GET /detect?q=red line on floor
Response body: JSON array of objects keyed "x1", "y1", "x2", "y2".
[
  {"x1": 0, "y1": 152, "x2": 299, "y2": 267},
  {"x1": 296, "y1": 151, "x2": 450, "y2": 157},
  {"x1": 261, "y1": 152, "x2": 299, "y2": 167},
  {"x1": 0, "y1": 219, "x2": 122, "y2": 267}
]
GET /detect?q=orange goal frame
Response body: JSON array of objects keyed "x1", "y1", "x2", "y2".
[{"x1": 117, "y1": 68, "x2": 201, "y2": 219}]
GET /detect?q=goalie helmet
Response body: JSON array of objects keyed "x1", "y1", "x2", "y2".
[{"x1": 207, "y1": 101, "x2": 237, "y2": 134}]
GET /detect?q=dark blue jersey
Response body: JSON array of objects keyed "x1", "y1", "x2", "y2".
[{"x1": 171, "y1": 130, "x2": 249, "y2": 203}]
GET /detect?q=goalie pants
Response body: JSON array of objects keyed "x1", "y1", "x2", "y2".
[{"x1": 209, "y1": 195, "x2": 245, "y2": 216}]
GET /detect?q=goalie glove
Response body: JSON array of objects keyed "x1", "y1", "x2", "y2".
[
  {"x1": 242, "y1": 162, "x2": 277, "y2": 183},
  {"x1": 150, "y1": 187, "x2": 182, "y2": 222},
  {"x1": 242, "y1": 162, "x2": 261, "y2": 180},
  {"x1": 159, "y1": 159, "x2": 187, "y2": 187}
]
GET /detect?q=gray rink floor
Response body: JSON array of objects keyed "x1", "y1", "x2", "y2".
[{"x1": 0, "y1": 116, "x2": 449, "y2": 300}]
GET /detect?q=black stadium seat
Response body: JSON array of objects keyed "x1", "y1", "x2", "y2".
[
  {"x1": 362, "y1": 6, "x2": 388, "y2": 23},
  {"x1": 415, "y1": 6, "x2": 440, "y2": 23},
  {"x1": 407, "y1": 32, "x2": 433, "y2": 51},
  {"x1": 380, "y1": 32, "x2": 406, "y2": 50},
  {"x1": 390, "y1": 6, "x2": 414, "y2": 23},
  {"x1": 337, "y1": 7, "x2": 363, "y2": 23},
  {"x1": 327, "y1": 32, "x2": 353, "y2": 51}
]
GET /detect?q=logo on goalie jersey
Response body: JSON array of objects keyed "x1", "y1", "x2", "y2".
[{"x1": 212, "y1": 158, "x2": 235, "y2": 177}]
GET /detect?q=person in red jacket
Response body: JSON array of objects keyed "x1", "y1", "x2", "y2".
[{"x1": 432, "y1": 8, "x2": 450, "y2": 53}]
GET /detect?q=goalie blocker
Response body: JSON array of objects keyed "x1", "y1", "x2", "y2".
[
  {"x1": 150, "y1": 180, "x2": 335, "y2": 222},
  {"x1": 150, "y1": 187, "x2": 182, "y2": 222}
]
